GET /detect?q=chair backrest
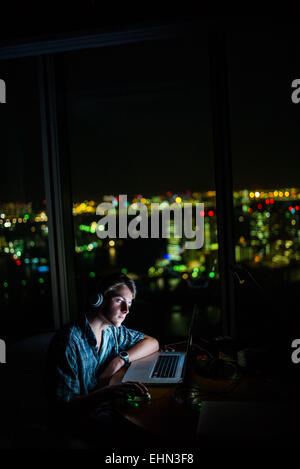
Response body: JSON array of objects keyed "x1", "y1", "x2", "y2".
[{"x1": 7, "y1": 332, "x2": 56, "y2": 425}]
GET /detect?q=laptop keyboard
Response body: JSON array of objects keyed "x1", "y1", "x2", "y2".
[{"x1": 151, "y1": 355, "x2": 180, "y2": 378}]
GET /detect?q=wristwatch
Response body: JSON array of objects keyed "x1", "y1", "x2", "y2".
[{"x1": 119, "y1": 351, "x2": 130, "y2": 367}]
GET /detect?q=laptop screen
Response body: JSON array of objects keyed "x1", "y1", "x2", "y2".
[
  {"x1": 186, "y1": 304, "x2": 198, "y2": 352},
  {"x1": 181, "y1": 304, "x2": 198, "y2": 382}
]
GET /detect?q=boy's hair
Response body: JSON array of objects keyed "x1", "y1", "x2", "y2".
[
  {"x1": 98, "y1": 273, "x2": 136, "y2": 299},
  {"x1": 87, "y1": 273, "x2": 136, "y2": 313}
]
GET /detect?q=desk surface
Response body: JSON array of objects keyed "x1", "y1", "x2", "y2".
[{"x1": 110, "y1": 356, "x2": 300, "y2": 443}]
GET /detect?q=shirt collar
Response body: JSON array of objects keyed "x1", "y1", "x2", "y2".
[{"x1": 80, "y1": 314, "x2": 98, "y2": 347}]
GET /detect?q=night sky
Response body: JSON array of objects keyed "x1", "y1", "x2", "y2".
[{"x1": 0, "y1": 30, "x2": 300, "y2": 205}]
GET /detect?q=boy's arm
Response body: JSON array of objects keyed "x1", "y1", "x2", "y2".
[
  {"x1": 63, "y1": 381, "x2": 149, "y2": 412},
  {"x1": 99, "y1": 335, "x2": 159, "y2": 379}
]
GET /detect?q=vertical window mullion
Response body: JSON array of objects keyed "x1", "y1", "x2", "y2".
[
  {"x1": 38, "y1": 54, "x2": 78, "y2": 328},
  {"x1": 208, "y1": 32, "x2": 236, "y2": 338}
]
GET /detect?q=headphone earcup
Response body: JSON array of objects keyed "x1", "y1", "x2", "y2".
[{"x1": 90, "y1": 292, "x2": 103, "y2": 308}]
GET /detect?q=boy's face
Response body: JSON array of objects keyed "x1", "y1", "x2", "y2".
[{"x1": 100, "y1": 285, "x2": 133, "y2": 327}]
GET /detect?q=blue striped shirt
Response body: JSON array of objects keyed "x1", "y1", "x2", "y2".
[{"x1": 46, "y1": 315, "x2": 144, "y2": 403}]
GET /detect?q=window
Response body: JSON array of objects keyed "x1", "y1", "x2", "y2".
[
  {"x1": 63, "y1": 34, "x2": 221, "y2": 342},
  {"x1": 228, "y1": 31, "x2": 300, "y2": 341},
  {"x1": 0, "y1": 58, "x2": 54, "y2": 340}
]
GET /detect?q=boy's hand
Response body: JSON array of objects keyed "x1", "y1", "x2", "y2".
[{"x1": 97, "y1": 381, "x2": 149, "y2": 400}]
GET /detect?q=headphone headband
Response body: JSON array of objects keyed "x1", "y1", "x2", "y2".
[{"x1": 90, "y1": 292, "x2": 103, "y2": 308}]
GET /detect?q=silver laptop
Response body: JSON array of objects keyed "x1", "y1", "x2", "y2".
[{"x1": 122, "y1": 305, "x2": 197, "y2": 385}]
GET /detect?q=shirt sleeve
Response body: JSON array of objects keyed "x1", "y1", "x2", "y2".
[
  {"x1": 116, "y1": 325, "x2": 145, "y2": 352},
  {"x1": 48, "y1": 333, "x2": 81, "y2": 403}
]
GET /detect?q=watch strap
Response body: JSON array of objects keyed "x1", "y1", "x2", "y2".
[{"x1": 119, "y1": 351, "x2": 130, "y2": 366}]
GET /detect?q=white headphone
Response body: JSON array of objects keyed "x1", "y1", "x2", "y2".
[{"x1": 90, "y1": 292, "x2": 104, "y2": 308}]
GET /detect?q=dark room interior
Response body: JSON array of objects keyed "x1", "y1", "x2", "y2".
[{"x1": 0, "y1": 3, "x2": 300, "y2": 453}]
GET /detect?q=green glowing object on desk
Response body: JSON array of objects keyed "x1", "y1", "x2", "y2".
[
  {"x1": 3, "y1": 282, "x2": 8, "y2": 288},
  {"x1": 38, "y1": 278, "x2": 44, "y2": 284},
  {"x1": 209, "y1": 272, "x2": 215, "y2": 279},
  {"x1": 89, "y1": 272, "x2": 96, "y2": 278}
]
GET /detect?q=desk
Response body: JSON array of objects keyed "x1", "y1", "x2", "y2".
[{"x1": 110, "y1": 352, "x2": 300, "y2": 445}]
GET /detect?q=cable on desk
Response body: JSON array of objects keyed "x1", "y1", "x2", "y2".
[{"x1": 163, "y1": 340, "x2": 244, "y2": 401}]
